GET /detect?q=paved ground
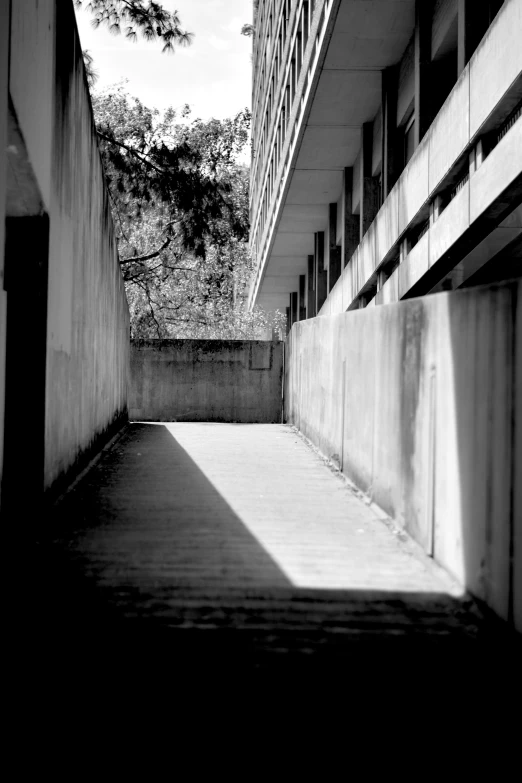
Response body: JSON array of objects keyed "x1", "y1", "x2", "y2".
[{"x1": 35, "y1": 422, "x2": 514, "y2": 681}]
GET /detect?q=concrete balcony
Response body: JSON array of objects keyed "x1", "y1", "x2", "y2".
[{"x1": 251, "y1": 0, "x2": 522, "y2": 318}]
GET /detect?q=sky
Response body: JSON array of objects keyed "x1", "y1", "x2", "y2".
[{"x1": 74, "y1": 0, "x2": 253, "y2": 121}]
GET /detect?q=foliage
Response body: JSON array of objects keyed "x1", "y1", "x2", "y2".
[
  {"x1": 92, "y1": 87, "x2": 284, "y2": 339},
  {"x1": 241, "y1": 0, "x2": 259, "y2": 37},
  {"x1": 93, "y1": 86, "x2": 249, "y2": 258},
  {"x1": 74, "y1": 0, "x2": 193, "y2": 52},
  {"x1": 82, "y1": 49, "x2": 98, "y2": 88}
]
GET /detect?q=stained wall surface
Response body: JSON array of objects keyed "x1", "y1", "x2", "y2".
[
  {"x1": 130, "y1": 341, "x2": 283, "y2": 423},
  {"x1": 6, "y1": 1, "x2": 129, "y2": 493},
  {"x1": 285, "y1": 280, "x2": 522, "y2": 632}
]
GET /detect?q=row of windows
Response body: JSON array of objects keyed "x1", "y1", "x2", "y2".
[
  {"x1": 251, "y1": 0, "x2": 325, "y2": 261},
  {"x1": 251, "y1": 1, "x2": 304, "y2": 196}
]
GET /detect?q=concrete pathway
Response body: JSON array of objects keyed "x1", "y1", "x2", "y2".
[{"x1": 37, "y1": 422, "x2": 498, "y2": 676}]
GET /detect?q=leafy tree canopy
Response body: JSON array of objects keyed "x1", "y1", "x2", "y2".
[
  {"x1": 94, "y1": 86, "x2": 250, "y2": 259},
  {"x1": 78, "y1": 1, "x2": 284, "y2": 339},
  {"x1": 74, "y1": 0, "x2": 193, "y2": 52},
  {"x1": 93, "y1": 87, "x2": 283, "y2": 339}
]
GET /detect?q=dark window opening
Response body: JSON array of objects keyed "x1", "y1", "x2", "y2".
[{"x1": 403, "y1": 112, "x2": 415, "y2": 166}]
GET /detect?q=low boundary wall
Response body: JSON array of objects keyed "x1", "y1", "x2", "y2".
[
  {"x1": 285, "y1": 280, "x2": 521, "y2": 632},
  {"x1": 130, "y1": 340, "x2": 283, "y2": 423}
]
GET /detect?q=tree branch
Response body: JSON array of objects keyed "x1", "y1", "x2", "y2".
[
  {"x1": 120, "y1": 236, "x2": 171, "y2": 264},
  {"x1": 96, "y1": 130, "x2": 165, "y2": 175}
]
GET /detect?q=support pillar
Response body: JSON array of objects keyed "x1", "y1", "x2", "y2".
[
  {"x1": 307, "y1": 254, "x2": 316, "y2": 318},
  {"x1": 458, "y1": 0, "x2": 499, "y2": 74},
  {"x1": 315, "y1": 232, "x2": 327, "y2": 313},
  {"x1": 457, "y1": 0, "x2": 470, "y2": 74},
  {"x1": 343, "y1": 168, "x2": 359, "y2": 268},
  {"x1": 382, "y1": 66, "x2": 399, "y2": 197},
  {"x1": 299, "y1": 274, "x2": 306, "y2": 321},
  {"x1": 327, "y1": 203, "x2": 342, "y2": 293},
  {"x1": 290, "y1": 291, "x2": 298, "y2": 327},
  {"x1": 361, "y1": 123, "x2": 380, "y2": 240},
  {"x1": 414, "y1": 0, "x2": 432, "y2": 146}
]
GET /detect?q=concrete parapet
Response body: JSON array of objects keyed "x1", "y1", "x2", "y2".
[
  {"x1": 130, "y1": 340, "x2": 283, "y2": 423},
  {"x1": 286, "y1": 279, "x2": 522, "y2": 631}
]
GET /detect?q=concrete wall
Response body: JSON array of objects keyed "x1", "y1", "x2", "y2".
[
  {"x1": 4, "y1": 1, "x2": 129, "y2": 496},
  {"x1": 130, "y1": 340, "x2": 283, "y2": 423},
  {"x1": 286, "y1": 280, "x2": 522, "y2": 631}
]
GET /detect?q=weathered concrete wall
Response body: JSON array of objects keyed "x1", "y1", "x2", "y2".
[
  {"x1": 130, "y1": 340, "x2": 283, "y2": 423},
  {"x1": 6, "y1": 1, "x2": 129, "y2": 494},
  {"x1": 286, "y1": 280, "x2": 522, "y2": 631}
]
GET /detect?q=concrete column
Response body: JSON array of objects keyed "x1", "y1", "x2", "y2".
[
  {"x1": 285, "y1": 306, "x2": 291, "y2": 335},
  {"x1": 290, "y1": 291, "x2": 298, "y2": 327},
  {"x1": 343, "y1": 168, "x2": 359, "y2": 268},
  {"x1": 382, "y1": 66, "x2": 399, "y2": 197},
  {"x1": 299, "y1": 274, "x2": 306, "y2": 321},
  {"x1": 307, "y1": 254, "x2": 316, "y2": 318},
  {"x1": 458, "y1": 0, "x2": 497, "y2": 73},
  {"x1": 327, "y1": 203, "x2": 342, "y2": 293},
  {"x1": 315, "y1": 232, "x2": 327, "y2": 313},
  {"x1": 414, "y1": 0, "x2": 432, "y2": 146},
  {"x1": 457, "y1": 0, "x2": 470, "y2": 74},
  {"x1": 361, "y1": 123, "x2": 380, "y2": 240}
]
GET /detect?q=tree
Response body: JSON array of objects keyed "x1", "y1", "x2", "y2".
[
  {"x1": 241, "y1": 0, "x2": 259, "y2": 37},
  {"x1": 74, "y1": 1, "x2": 193, "y2": 52},
  {"x1": 92, "y1": 87, "x2": 284, "y2": 339},
  {"x1": 78, "y1": 1, "x2": 285, "y2": 338}
]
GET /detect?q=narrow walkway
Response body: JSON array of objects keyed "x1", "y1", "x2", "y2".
[{"x1": 37, "y1": 422, "x2": 493, "y2": 674}]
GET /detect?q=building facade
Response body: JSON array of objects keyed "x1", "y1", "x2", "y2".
[{"x1": 249, "y1": 0, "x2": 521, "y2": 325}]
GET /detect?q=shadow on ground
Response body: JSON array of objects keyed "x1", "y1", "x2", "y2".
[{"x1": 33, "y1": 424, "x2": 519, "y2": 684}]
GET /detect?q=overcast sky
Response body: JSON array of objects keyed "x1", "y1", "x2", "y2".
[{"x1": 75, "y1": 0, "x2": 253, "y2": 120}]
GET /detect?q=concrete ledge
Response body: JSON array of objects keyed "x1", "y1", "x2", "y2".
[{"x1": 470, "y1": 120, "x2": 522, "y2": 223}]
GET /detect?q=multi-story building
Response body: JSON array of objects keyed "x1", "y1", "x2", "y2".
[
  {"x1": 249, "y1": 0, "x2": 521, "y2": 325},
  {"x1": 249, "y1": 0, "x2": 522, "y2": 632}
]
